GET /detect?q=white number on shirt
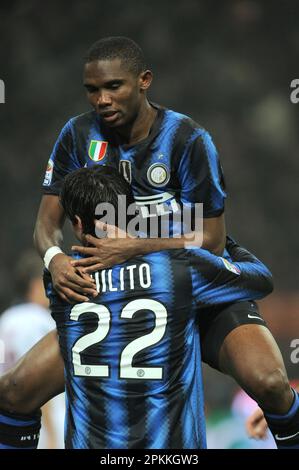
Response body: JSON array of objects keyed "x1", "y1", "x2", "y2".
[{"x1": 70, "y1": 299, "x2": 167, "y2": 379}]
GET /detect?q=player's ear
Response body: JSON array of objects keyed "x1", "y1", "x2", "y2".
[
  {"x1": 139, "y1": 70, "x2": 153, "y2": 91},
  {"x1": 72, "y1": 215, "x2": 84, "y2": 243},
  {"x1": 73, "y1": 215, "x2": 83, "y2": 229}
]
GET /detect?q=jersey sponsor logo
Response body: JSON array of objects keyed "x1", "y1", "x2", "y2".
[
  {"x1": 88, "y1": 140, "x2": 108, "y2": 161},
  {"x1": 43, "y1": 158, "x2": 54, "y2": 186},
  {"x1": 147, "y1": 163, "x2": 170, "y2": 187},
  {"x1": 134, "y1": 192, "x2": 180, "y2": 219},
  {"x1": 134, "y1": 192, "x2": 175, "y2": 205},
  {"x1": 119, "y1": 160, "x2": 132, "y2": 183},
  {"x1": 221, "y1": 258, "x2": 241, "y2": 275}
]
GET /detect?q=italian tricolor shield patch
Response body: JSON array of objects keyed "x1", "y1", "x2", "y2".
[{"x1": 88, "y1": 140, "x2": 108, "y2": 161}]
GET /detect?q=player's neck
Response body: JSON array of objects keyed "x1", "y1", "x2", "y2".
[{"x1": 116, "y1": 100, "x2": 157, "y2": 146}]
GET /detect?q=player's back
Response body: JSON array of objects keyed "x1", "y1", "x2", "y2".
[{"x1": 46, "y1": 250, "x2": 206, "y2": 449}]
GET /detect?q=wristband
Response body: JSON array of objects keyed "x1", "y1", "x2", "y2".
[{"x1": 43, "y1": 246, "x2": 63, "y2": 270}]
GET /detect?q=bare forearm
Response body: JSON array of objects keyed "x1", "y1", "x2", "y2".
[
  {"x1": 72, "y1": 214, "x2": 227, "y2": 271},
  {"x1": 131, "y1": 215, "x2": 226, "y2": 256},
  {"x1": 202, "y1": 213, "x2": 226, "y2": 255},
  {"x1": 33, "y1": 219, "x2": 64, "y2": 257},
  {"x1": 134, "y1": 237, "x2": 185, "y2": 255},
  {"x1": 130, "y1": 231, "x2": 225, "y2": 257},
  {"x1": 33, "y1": 195, "x2": 66, "y2": 258},
  {"x1": 201, "y1": 232, "x2": 226, "y2": 255}
]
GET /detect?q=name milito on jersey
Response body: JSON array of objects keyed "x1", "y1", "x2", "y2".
[{"x1": 93, "y1": 263, "x2": 152, "y2": 293}]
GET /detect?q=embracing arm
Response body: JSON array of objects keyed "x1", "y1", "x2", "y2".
[
  {"x1": 191, "y1": 237, "x2": 273, "y2": 307},
  {"x1": 34, "y1": 195, "x2": 96, "y2": 302},
  {"x1": 225, "y1": 235, "x2": 273, "y2": 296},
  {"x1": 33, "y1": 195, "x2": 65, "y2": 257},
  {"x1": 135, "y1": 213, "x2": 226, "y2": 255},
  {"x1": 71, "y1": 213, "x2": 226, "y2": 272}
]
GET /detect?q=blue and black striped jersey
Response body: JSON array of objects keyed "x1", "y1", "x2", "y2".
[
  {"x1": 42, "y1": 104, "x2": 226, "y2": 232},
  {"x1": 45, "y1": 245, "x2": 272, "y2": 449}
]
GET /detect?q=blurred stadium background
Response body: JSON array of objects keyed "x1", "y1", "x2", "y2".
[{"x1": 0, "y1": 0, "x2": 298, "y2": 448}]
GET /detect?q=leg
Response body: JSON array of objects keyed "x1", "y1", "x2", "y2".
[
  {"x1": 219, "y1": 325, "x2": 299, "y2": 448},
  {"x1": 200, "y1": 301, "x2": 299, "y2": 448},
  {"x1": 219, "y1": 324, "x2": 293, "y2": 413},
  {"x1": 0, "y1": 329, "x2": 64, "y2": 414},
  {"x1": 0, "y1": 329, "x2": 64, "y2": 448}
]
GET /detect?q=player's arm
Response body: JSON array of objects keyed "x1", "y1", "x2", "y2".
[
  {"x1": 34, "y1": 195, "x2": 97, "y2": 303},
  {"x1": 34, "y1": 194, "x2": 65, "y2": 257},
  {"x1": 225, "y1": 236, "x2": 273, "y2": 295},
  {"x1": 178, "y1": 128, "x2": 227, "y2": 254},
  {"x1": 70, "y1": 214, "x2": 225, "y2": 273},
  {"x1": 35, "y1": 118, "x2": 98, "y2": 303},
  {"x1": 134, "y1": 213, "x2": 226, "y2": 254},
  {"x1": 190, "y1": 238, "x2": 273, "y2": 306},
  {"x1": 200, "y1": 213, "x2": 226, "y2": 255}
]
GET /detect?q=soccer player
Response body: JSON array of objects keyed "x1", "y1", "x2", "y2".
[
  {"x1": 0, "y1": 165, "x2": 274, "y2": 449},
  {"x1": 30, "y1": 37, "x2": 299, "y2": 448}
]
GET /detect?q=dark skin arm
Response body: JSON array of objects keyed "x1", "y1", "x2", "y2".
[
  {"x1": 0, "y1": 330, "x2": 64, "y2": 415},
  {"x1": 72, "y1": 213, "x2": 226, "y2": 272},
  {"x1": 33, "y1": 195, "x2": 97, "y2": 303}
]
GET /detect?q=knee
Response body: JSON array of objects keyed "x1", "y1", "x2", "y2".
[
  {"x1": 0, "y1": 372, "x2": 20, "y2": 413},
  {"x1": 0, "y1": 369, "x2": 37, "y2": 415},
  {"x1": 251, "y1": 367, "x2": 291, "y2": 410}
]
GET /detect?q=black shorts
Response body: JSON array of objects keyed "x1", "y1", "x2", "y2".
[{"x1": 198, "y1": 300, "x2": 268, "y2": 371}]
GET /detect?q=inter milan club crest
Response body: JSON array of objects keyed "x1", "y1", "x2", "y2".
[
  {"x1": 88, "y1": 140, "x2": 108, "y2": 161},
  {"x1": 119, "y1": 160, "x2": 132, "y2": 183},
  {"x1": 147, "y1": 163, "x2": 170, "y2": 187}
]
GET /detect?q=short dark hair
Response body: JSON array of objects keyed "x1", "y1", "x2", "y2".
[
  {"x1": 60, "y1": 165, "x2": 135, "y2": 236},
  {"x1": 85, "y1": 36, "x2": 146, "y2": 76}
]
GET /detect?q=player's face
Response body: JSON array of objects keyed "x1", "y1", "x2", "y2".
[{"x1": 83, "y1": 59, "x2": 152, "y2": 128}]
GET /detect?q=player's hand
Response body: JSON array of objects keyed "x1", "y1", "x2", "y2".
[
  {"x1": 49, "y1": 253, "x2": 98, "y2": 303},
  {"x1": 71, "y1": 223, "x2": 137, "y2": 273},
  {"x1": 245, "y1": 407, "x2": 268, "y2": 440}
]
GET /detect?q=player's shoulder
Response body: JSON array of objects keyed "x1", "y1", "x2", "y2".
[
  {"x1": 66, "y1": 110, "x2": 97, "y2": 130},
  {"x1": 162, "y1": 104, "x2": 206, "y2": 133},
  {"x1": 56, "y1": 110, "x2": 96, "y2": 136},
  {"x1": 158, "y1": 104, "x2": 212, "y2": 150},
  {"x1": 52, "y1": 111, "x2": 96, "y2": 147}
]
